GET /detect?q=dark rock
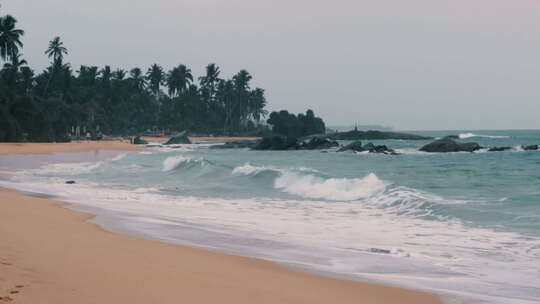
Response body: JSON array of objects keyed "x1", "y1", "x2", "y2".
[
  {"x1": 488, "y1": 146, "x2": 512, "y2": 152},
  {"x1": 338, "y1": 141, "x2": 398, "y2": 155},
  {"x1": 252, "y1": 136, "x2": 300, "y2": 150},
  {"x1": 444, "y1": 135, "x2": 460, "y2": 139},
  {"x1": 363, "y1": 143, "x2": 398, "y2": 155},
  {"x1": 369, "y1": 248, "x2": 391, "y2": 254},
  {"x1": 300, "y1": 136, "x2": 339, "y2": 150},
  {"x1": 337, "y1": 141, "x2": 364, "y2": 152},
  {"x1": 523, "y1": 145, "x2": 539, "y2": 151},
  {"x1": 210, "y1": 140, "x2": 259, "y2": 149},
  {"x1": 65, "y1": 180, "x2": 76, "y2": 184},
  {"x1": 164, "y1": 132, "x2": 192, "y2": 145},
  {"x1": 330, "y1": 130, "x2": 432, "y2": 141},
  {"x1": 420, "y1": 138, "x2": 482, "y2": 153},
  {"x1": 133, "y1": 136, "x2": 148, "y2": 145}
]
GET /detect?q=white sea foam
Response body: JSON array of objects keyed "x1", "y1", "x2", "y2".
[
  {"x1": 459, "y1": 132, "x2": 509, "y2": 139},
  {"x1": 38, "y1": 161, "x2": 104, "y2": 175},
  {"x1": 274, "y1": 172, "x2": 387, "y2": 201},
  {"x1": 162, "y1": 156, "x2": 191, "y2": 172},
  {"x1": 231, "y1": 163, "x2": 273, "y2": 175}
]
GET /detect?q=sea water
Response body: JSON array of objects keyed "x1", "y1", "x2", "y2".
[{"x1": 1, "y1": 130, "x2": 539, "y2": 304}]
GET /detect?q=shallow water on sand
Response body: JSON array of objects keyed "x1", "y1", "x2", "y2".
[{"x1": 1, "y1": 130, "x2": 539, "y2": 304}]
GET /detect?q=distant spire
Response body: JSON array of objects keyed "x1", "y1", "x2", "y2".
[{"x1": 354, "y1": 123, "x2": 358, "y2": 132}]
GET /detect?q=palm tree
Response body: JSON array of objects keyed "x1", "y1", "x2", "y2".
[
  {"x1": 199, "y1": 63, "x2": 221, "y2": 98},
  {"x1": 166, "y1": 64, "x2": 193, "y2": 97},
  {"x1": 0, "y1": 15, "x2": 24, "y2": 62},
  {"x1": 112, "y1": 69, "x2": 126, "y2": 80},
  {"x1": 20, "y1": 66, "x2": 34, "y2": 93},
  {"x1": 249, "y1": 88, "x2": 268, "y2": 122},
  {"x1": 232, "y1": 69, "x2": 252, "y2": 91},
  {"x1": 2, "y1": 53, "x2": 27, "y2": 85},
  {"x1": 45, "y1": 37, "x2": 68, "y2": 66},
  {"x1": 129, "y1": 67, "x2": 146, "y2": 90},
  {"x1": 100, "y1": 66, "x2": 112, "y2": 81},
  {"x1": 146, "y1": 64, "x2": 164, "y2": 96},
  {"x1": 3, "y1": 52, "x2": 27, "y2": 71}
]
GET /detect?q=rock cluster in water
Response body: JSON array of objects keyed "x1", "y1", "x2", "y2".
[
  {"x1": 164, "y1": 132, "x2": 192, "y2": 145},
  {"x1": 252, "y1": 135, "x2": 338, "y2": 151},
  {"x1": 420, "y1": 137, "x2": 483, "y2": 153},
  {"x1": 337, "y1": 141, "x2": 398, "y2": 155}
]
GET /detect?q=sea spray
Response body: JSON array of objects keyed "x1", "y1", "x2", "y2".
[{"x1": 274, "y1": 171, "x2": 387, "y2": 201}]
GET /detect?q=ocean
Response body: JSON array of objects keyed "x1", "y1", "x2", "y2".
[{"x1": 1, "y1": 130, "x2": 539, "y2": 304}]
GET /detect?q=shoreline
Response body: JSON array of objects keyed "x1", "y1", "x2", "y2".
[{"x1": 0, "y1": 142, "x2": 442, "y2": 304}]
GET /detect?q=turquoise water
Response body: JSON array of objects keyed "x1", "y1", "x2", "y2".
[{"x1": 1, "y1": 130, "x2": 539, "y2": 303}]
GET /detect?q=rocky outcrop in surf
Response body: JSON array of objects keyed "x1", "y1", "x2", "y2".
[
  {"x1": 300, "y1": 136, "x2": 339, "y2": 150},
  {"x1": 338, "y1": 141, "x2": 398, "y2": 155},
  {"x1": 420, "y1": 137, "x2": 482, "y2": 153},
  {"x1": 522, "y1": 145, "x2": 539, "y2": 151},
  {"x1": 252, "y1": 136, "x2": 338, "y2": 150},
  {"x1": 211, "y1": 140, "x2": 259, "y2": 149},
  {"x1": 164, "y1": 132, "x2": 192, "y2": 145},
  {"x1": 488, "y1": 146, "x2": 512, "y2": 152}
]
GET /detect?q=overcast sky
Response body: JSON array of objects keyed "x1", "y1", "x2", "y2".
[{"x1": 3, "y1": 0, "x2": 540, "y2": 130}]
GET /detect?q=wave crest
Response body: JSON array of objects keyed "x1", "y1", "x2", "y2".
[
  {"x1": 275, "y1": 172, "x2": 387, "y2": 201},
  {"x1": 162, "y1": 156, "x2": 211, "y2": 172},
  {"x1": 459, "y1": 133, "x2": 509, "y2": 139}
]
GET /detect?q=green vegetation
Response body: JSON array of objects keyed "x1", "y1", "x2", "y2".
[
  {"x1": 0, "y1": 12, "x2": 272, "y2": 142},
  {"x1": 267, "y1": 109, "x2": 326, "y2": 138}
]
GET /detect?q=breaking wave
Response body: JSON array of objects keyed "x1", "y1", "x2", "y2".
[
  {"x1": 459, "y1": 133, "x2": 509, "y2": 139},
  {"x1": 162, "y1": 156, "x2": 212, "y2": 172},
  {"x1": 274, "y1": 171, "x2": 387, "y2": 201}
]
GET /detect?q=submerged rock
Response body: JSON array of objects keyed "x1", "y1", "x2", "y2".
[
  {"x1": 210, "y1": 140, "x2": 259, "y2": 149},
  {"x1": 420, "y1": 138, "x2": 482, "y2": 153},
  {"x1": 522, "y1": 145, "x2": 539, "y2": 151},
  {"x1": 253, "y1": 135, "x2": 338, "y2": 151},
  {"x1": 65, "y1": 180, "x2": 76, "y2": 184},
  {"x1": 488, "y1": 146, "x2": 512, "y2": 152},
  {"x1": 300, "y1": 136, "x2": 339, "y2": 150},
  {"x1": 164, "y1": 132, "x2": 192, "y2": 145},
  {"x1": 444, "y1": 135, "x2": 460, "y2": 139}
]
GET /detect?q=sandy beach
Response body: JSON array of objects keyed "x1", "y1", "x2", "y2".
[
  {"x1": 0, "y1": 140, "x2": 142, "y2": 155},
  {"x1": 0, "y1": 142, "x2": 442, "y2": 304}
]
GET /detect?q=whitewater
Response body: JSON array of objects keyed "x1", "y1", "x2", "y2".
[{"x1": 1, "y1": 129, "x2": 539, "y2": 304}]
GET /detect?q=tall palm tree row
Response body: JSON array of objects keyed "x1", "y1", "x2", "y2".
[{"x1": 0, "y1": 12, "x2": 271, "y2": 141}]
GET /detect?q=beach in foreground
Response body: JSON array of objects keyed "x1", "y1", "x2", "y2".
[{"x1": 0, "y1": 142, "x2": 441, "y2": 304}]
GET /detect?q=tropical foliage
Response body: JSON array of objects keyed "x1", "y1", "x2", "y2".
[
  {"x1": 0, "y1": 12, "x2": 272, "y2": 141},
  {"x1": 267, "y1": 110, "x2": 326, "y2": 138}
]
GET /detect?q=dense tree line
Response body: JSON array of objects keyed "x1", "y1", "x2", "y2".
[
  {"x1": 267, "y1": 109, "x2": 326, "y2": 138},
  {"x1": 0, "y1": 12, "x2": 270, "y2": 142}
]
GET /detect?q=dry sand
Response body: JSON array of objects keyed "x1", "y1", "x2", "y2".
[{"x1": 0, "y1": 143, "x2": 442, "y2": 304}]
